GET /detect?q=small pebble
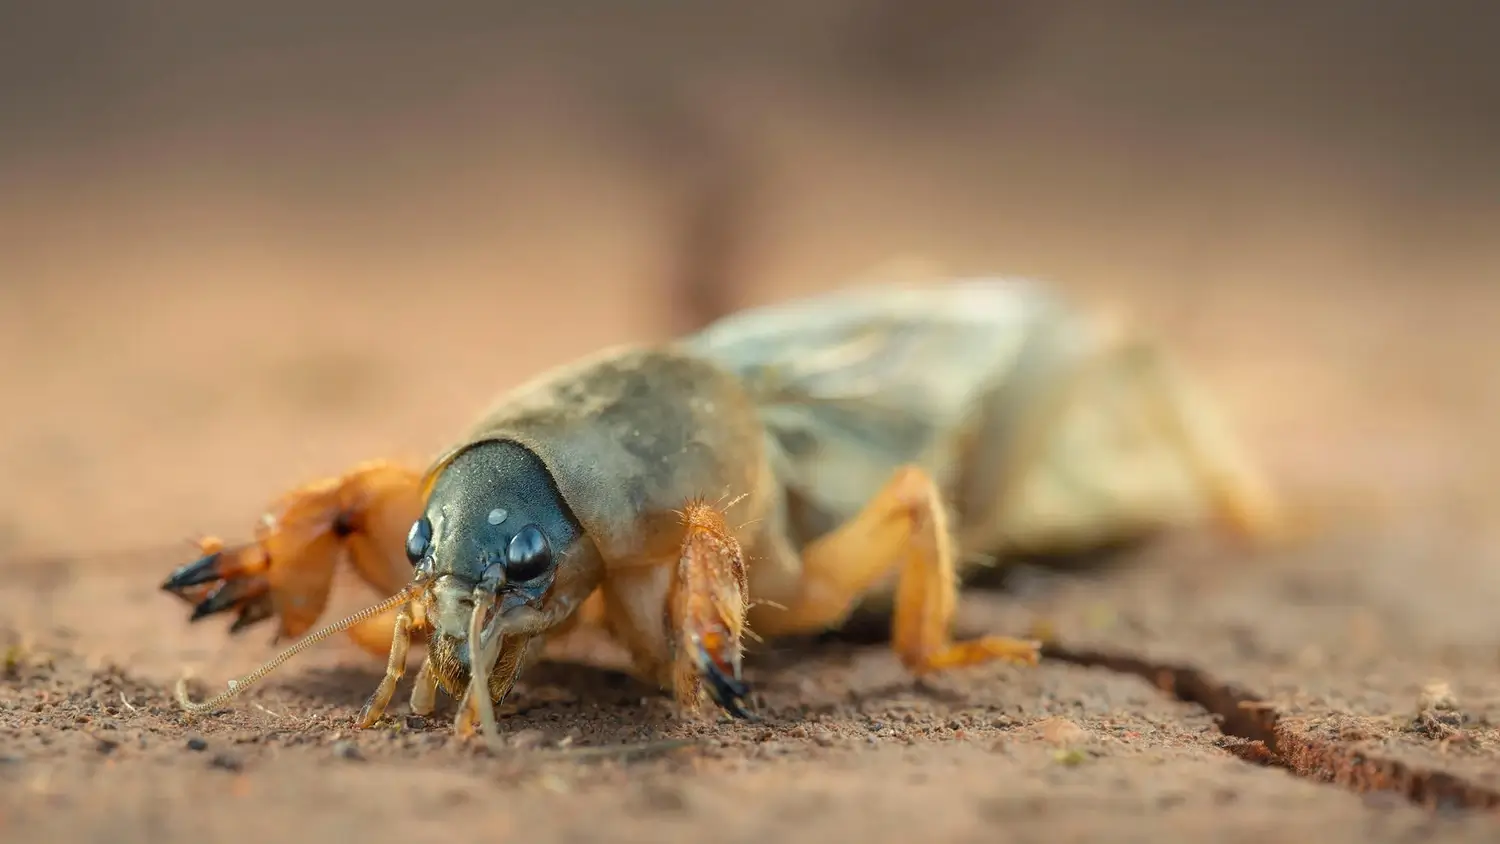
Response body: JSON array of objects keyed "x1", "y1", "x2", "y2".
[
  {"x1": 95, "y1": 738, "x2": 119, "y2": 755},
  {"x1": 1051, "y1": 748, "x2": 1087, "y2": 766},
  {"x1": 508, "y1": 729, "x2": 547, "y2": 750},
  {"x1": 640, "y1": 783, "x2": 690, "y2": 812},
  {"x1": 537, "y1": 773, "x2": 570, "y2": 794},
  {"x1": 209, "y1": 753, "x2": 243, "y2": 772},
  {"x1": 1037, "y1": 717, "x2": 1090, "y2": 747},
  {"x1": 186, "y1": 737, "x2": 208, "y2": 752},
  {"x1": 1418, "y1": 680, "x2": 1459, "y2": 713},
  {"x1": 332, "y1": 741, "x2": 364, "y2": 761}
]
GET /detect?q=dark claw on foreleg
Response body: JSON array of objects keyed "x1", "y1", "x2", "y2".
[
  {"x1": 189, "y1": 575, "x2": 270, "y2": 622},
  {"x1": 162, "y1": 541, "x2": 279, "y2": 634},
  {"x1": 161, "y1": 552, "x2": 228, "y2": 593},
  {"x1": 162, "y1": 542, "x2": 268, "y2": 600},
  {"x1": 228, "y1": 593, "x2": 276, "y2": 634},
  {"x1": 698, "y1": 651, "x2": 755, "y2": 720}
]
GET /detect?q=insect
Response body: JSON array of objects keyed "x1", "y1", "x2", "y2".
[{"x1": 162, "y1": 277, "x2": 1282, "y2": 746}]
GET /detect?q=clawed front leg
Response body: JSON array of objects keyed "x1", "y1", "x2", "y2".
[
  {"x1": 160, "y1": 461, "x2": 426, "y2": 652},
  {"x1": 668, "y1": 498, "x2": 753, "y2": 719}
]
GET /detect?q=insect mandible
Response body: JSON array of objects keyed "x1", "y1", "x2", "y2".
[{"x1": 162, "y1": 277, "x2": 1283, "y2": 747}]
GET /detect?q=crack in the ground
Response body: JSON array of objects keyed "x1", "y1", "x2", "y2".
[{"x1": 1044, "y1": 644, "x2": 1500, "y2": 814}]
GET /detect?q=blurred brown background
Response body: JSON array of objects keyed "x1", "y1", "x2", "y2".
[{"x1": 1, "y1": 1, "x2": 1497, "y2": 561}]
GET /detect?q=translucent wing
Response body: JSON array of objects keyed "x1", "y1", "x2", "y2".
[{"x1": 683, "y1": 277, "x2": 1087, "y2": 542}]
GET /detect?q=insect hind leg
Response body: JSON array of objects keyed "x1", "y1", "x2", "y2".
[
  {"x1": 752, "y1": 464, "x2": 1041, "y2": 673},
  {"x1": 1107, "y1": 334, "x2": 1285, "y2": 543}
]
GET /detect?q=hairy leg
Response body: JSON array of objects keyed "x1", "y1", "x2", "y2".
[
  {"x1": 160, "y1": 460, "x2": 425, "y2": 653},
  {"x1": 668, "y1": 498, "x2": 751, "y2": 717},
  {"x1": 595, "y1": 498, "x2": 753, "y2": 719},
  {"x1": 356, "y1": 605, "x2": 418, "y2": 728},
  {"x1": 408, "y1": 656, "x2": 440, "y2": 717},
  {"x1": 754, "y1": 464, "x2": 1041, "y2": 673}
]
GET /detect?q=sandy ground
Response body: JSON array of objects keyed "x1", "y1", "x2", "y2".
[{"x1": 4, "y1": 7, "x2": 1500, "y2": 841}]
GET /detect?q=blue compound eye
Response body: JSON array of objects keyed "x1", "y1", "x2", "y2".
[
  {"x1": 405, "y1": 517, "x2": 433, "y2": 566},
  {"x1": 504, "y1": 524, "x2": 553, "y2": 582}
]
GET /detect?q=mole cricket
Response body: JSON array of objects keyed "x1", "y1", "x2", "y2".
[{"x1": 162, "y1": 277, "x2": 1282, "y2": 747}]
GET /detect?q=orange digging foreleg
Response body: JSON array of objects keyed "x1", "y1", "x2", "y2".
[{"x1": 669, "y1": 497, "x2": 752, "y2": 718}]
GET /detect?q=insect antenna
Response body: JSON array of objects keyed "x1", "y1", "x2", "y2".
[{"x1": 175, "y1": 583, "x2": 420, "y2": 717}]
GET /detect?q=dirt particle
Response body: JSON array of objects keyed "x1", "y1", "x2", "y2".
[
  {"x1": 1226, "y1": 739, "x2": 1275, "y2": 765},
  {"x1": 209, "y1": 754, "x2": 242, "y2": 772},
  {"x1": 3, "y1": 644, "x2": 24, "y2": 679},
  {"x1": 331, "y1": 741, "x2": 363, "y2": 761},
  {"x1": 1338, "y1": 723, "x2": 1371, "y2": 742},
  {"x1": 94, "y1": 738, "x2": 119, "y2": 755},
  {"x1": 1417, "y1": 680, "x2": 1459, "y2": 713},
  {"x1": 185, "y1": 737, "x2": 208, "y2": 752},
  {"x1": 508, "y1": 728, "x2": 548, "y2": 749},
  {"x1": 1409, "y1": 681, "x2": 1470, "y2": 741},
  {"x1": 1052, "y1": 748, "x2": 1088, "y2": 766},
  {"x1": 536, "y1": 773, "x2": 570, "y2": 794},
  {"x1": 640, "y1": 783, "x2": 692, "y2": 813},
  {"x1": 807, "y1": 726, "x2": 838, "y2": 747},
  {"x1": 1036, "y1": 717, "x2": 1089, "y2": 747}
]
